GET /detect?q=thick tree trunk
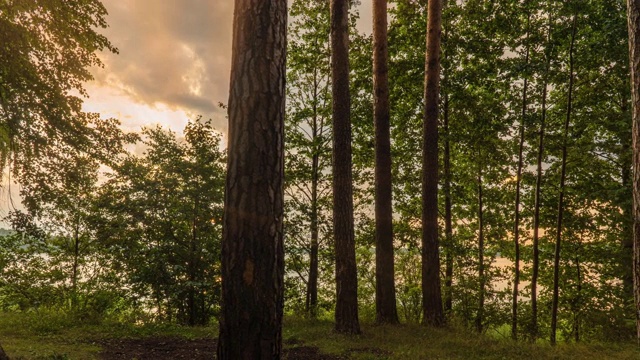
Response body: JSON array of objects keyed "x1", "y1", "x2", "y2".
[
  {"x1": 217, "y1": 1, "x2": 287, "y2": 358},
  {"x1": 373, "y1": 0, "x2": 399, "y2": 325},
  {"x1": 550, "y1": 14, "x2": 577, "y2": 347},
  {"x1": 422, "y1": 0, "x2": 445, "y2": 327},
  {"x1": 331, "y1": 0, "x2": 361, "y2": 335},
  {"x1": 475, "y1": 167, "x2": 485, "y2": 333},
  {"x1": 512, "y1": 22, "x2": 530, "y2": 340},
  {"x1": 443, "y1": 91, "x2": 454, "y2": 315},
  {"x1": 627, "y1": 0, "x2": 640, "y2": 343}
]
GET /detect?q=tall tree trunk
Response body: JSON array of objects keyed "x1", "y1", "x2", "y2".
[
  {"x1": 512, "y1": 17, "x2": 530, "y2": 340},
  {"x1": 550, "y1": 14, "x2": 577, "y2": 347},
  {"x1": 373, "y1": 0, "x2": 399, "y2": 325},
  {"x1": 627, "y1": 0, "x2": 640, "y2": 343},
  {"x1": 531, "y1": 14, "x2": 552, "y2": 341},
  {"x1": 475, "y1": 166, "x2": 485, "y2": 333},
  {"x1": 217, "y1": 0, "x2": 287, "y2": 358},
  {"x1": 422, "y1": 0, "x2": 445, "y2": 327},
  {"x1": 443, "y1": 91, "x2": 454, "y2": 315},
  {"x1": 306, "y1": 69, "x2": 321, "y2": 318},
  {"x1": 331, "y1": 0, "x2": 361, "y2": 335}
]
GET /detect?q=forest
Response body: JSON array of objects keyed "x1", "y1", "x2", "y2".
[{"x1": 1, "y1": 0, "x2": 640, "y2": 358}]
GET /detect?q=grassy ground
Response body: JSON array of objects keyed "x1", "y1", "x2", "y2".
[
  {"x1": 283, "y1": 317, "x2": 640, "y2": 359},
  {"x1": 1, "y1": 311, "x2": 638, "y2": 359}
]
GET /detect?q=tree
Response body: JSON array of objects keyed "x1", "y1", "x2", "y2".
[
  {"x1": 217, "y1": 0, "x2": 287, "y2": 357},
  {"x1": 96, "y1": 120, "x2": 225, "y2": 326},
  {"x1": 331, "y1": 0, "x2": 361, "y2": 334},
  {"x1": 284, "y1": 0, "x2": 333, "y2": 317},
  {"x1": 373, "y1": 0, "x2": 399, "y2": 325},
  {"x1": 626, "y1": 0, "x2": 640, "y2": 342},
  {"x1": 422, "y1": 0, "x2": 445, "y2": 327},
  {"x1": 0, "y1": 0, "x2": 121, "y2": 189},
  {"x1": 511, "y1": 7, "x2": 530, "y2": 341},
  {"x1": 550, "y1": 13, "x2": 577, "y2": 346}
]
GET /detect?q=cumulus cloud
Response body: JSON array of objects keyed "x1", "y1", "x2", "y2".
[
  {"x1": 84, "y1": 0, "x2": 373, "y2": 134},
  {"x1": 89, "y1": 0, "x2": 233, "y2": 131}
]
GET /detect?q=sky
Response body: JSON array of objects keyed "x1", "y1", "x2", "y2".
[
  {"x1": 0, "y1": 1, "x2": 375, "y2": 219},
  {"x1": 82, "y1": 0, "x2": 374, "y2": 136}
]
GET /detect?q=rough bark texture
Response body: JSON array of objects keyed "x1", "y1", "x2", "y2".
[
  {"x1": 373, "y1": 0, "x2": 399, "y2": 325},
  {"x1": 550, "y1": 14, "x2": 577, "y2": 347},
  {"x1": 331, "y1": 0, "x2": 361, "y2": 335},
  {"x1": 422, "y1": 0, "x2": 445, "y2": 327},
  {"x1": 217, "y1": 1, "x2": 287, "y2": 358},
  {"x1": 627, "y1": 0, "x2": 640, "y2": 343}
]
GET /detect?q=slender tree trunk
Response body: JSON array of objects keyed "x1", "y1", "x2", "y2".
[
  {"x1": 550, "y1": 14, "x2": 577, "y2": 347},
  {"x1": 512, "y1": 19, "x2": 530, "y2": 340},
  {"x1": 331, "y1": 0, "x2": 361, "y2": 334},
  {"x1": 71, "y1": 220, "x2": 80, "y2": 310},
  {"x1": 373, "y1": 0, "x2": 399, "y2": 325},
  {"x1": 627, "y1": 0, "x2": 640, "y2": 343},
  {"x1": 306, "y1": 70, "x2": 320, "y2": 318},
  {"x1": 531, "y1": 15, "x2": 552, "y2": 341},
  {"x1": 422, "y1": 0, "x2": 445, "y2": 327},
  {"x1": 217, "y1": 0, "x2": 287, "y2": 358},
  {"x1": 443, "y1": 91, "x2": 454, "y2": 314},
  {"x1": 475, "y1": 166, "x2": 485, "y2": 333}
]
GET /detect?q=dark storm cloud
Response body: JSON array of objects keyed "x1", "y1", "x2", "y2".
[{"x1": 94, "y1": 0, "x2": 233, "y2": 129}]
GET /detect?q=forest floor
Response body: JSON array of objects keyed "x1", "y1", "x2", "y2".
[{"x1": 1, "y1": 313, "x2": 639, "y2": 359}]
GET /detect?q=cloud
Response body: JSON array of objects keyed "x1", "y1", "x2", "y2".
[
  {"x1": 89, "y1": 0, "x2": 233, "y2": 131},
  {"x1": 84, "y1": 0, "x2": 373, "y2": 134}
]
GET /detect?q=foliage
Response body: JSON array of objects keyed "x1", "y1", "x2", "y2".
[
  {"x1": 0, "y1": 0, "x2": 134, "y2": 211},
  {"x1": 95, "y1": 118, "x2": 225, "y2": 326}
]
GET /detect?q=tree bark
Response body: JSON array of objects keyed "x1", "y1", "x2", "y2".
[
  {"x1": 422, "y1": 0, "x2": 445, "y2": 327},
  {"x1": 550, "y1": 14, "x2": 577, "y2": 347},
  {"x1": 627, "y1": 0, "x2": 640, "y2": 343},
  {"x1": 373, "y1": 0, "x2": 399, "y2": 325},
  {"x1": 217, "y1": 0, "x2": 287, "y2": 358},
  {"x1": 331, "y1": 0, "x2": 361, "y2": 335}
]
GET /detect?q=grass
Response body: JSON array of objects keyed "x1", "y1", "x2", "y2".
[
  {"x1": 283, "y1": 317, "x2": 640, "y2": 360},
  {"x1": 0, "y1": 311, "x2": 216, "y2": 359},
  {"x1": 0, "y1": 311, "x2": 638, "y2": 359}
]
